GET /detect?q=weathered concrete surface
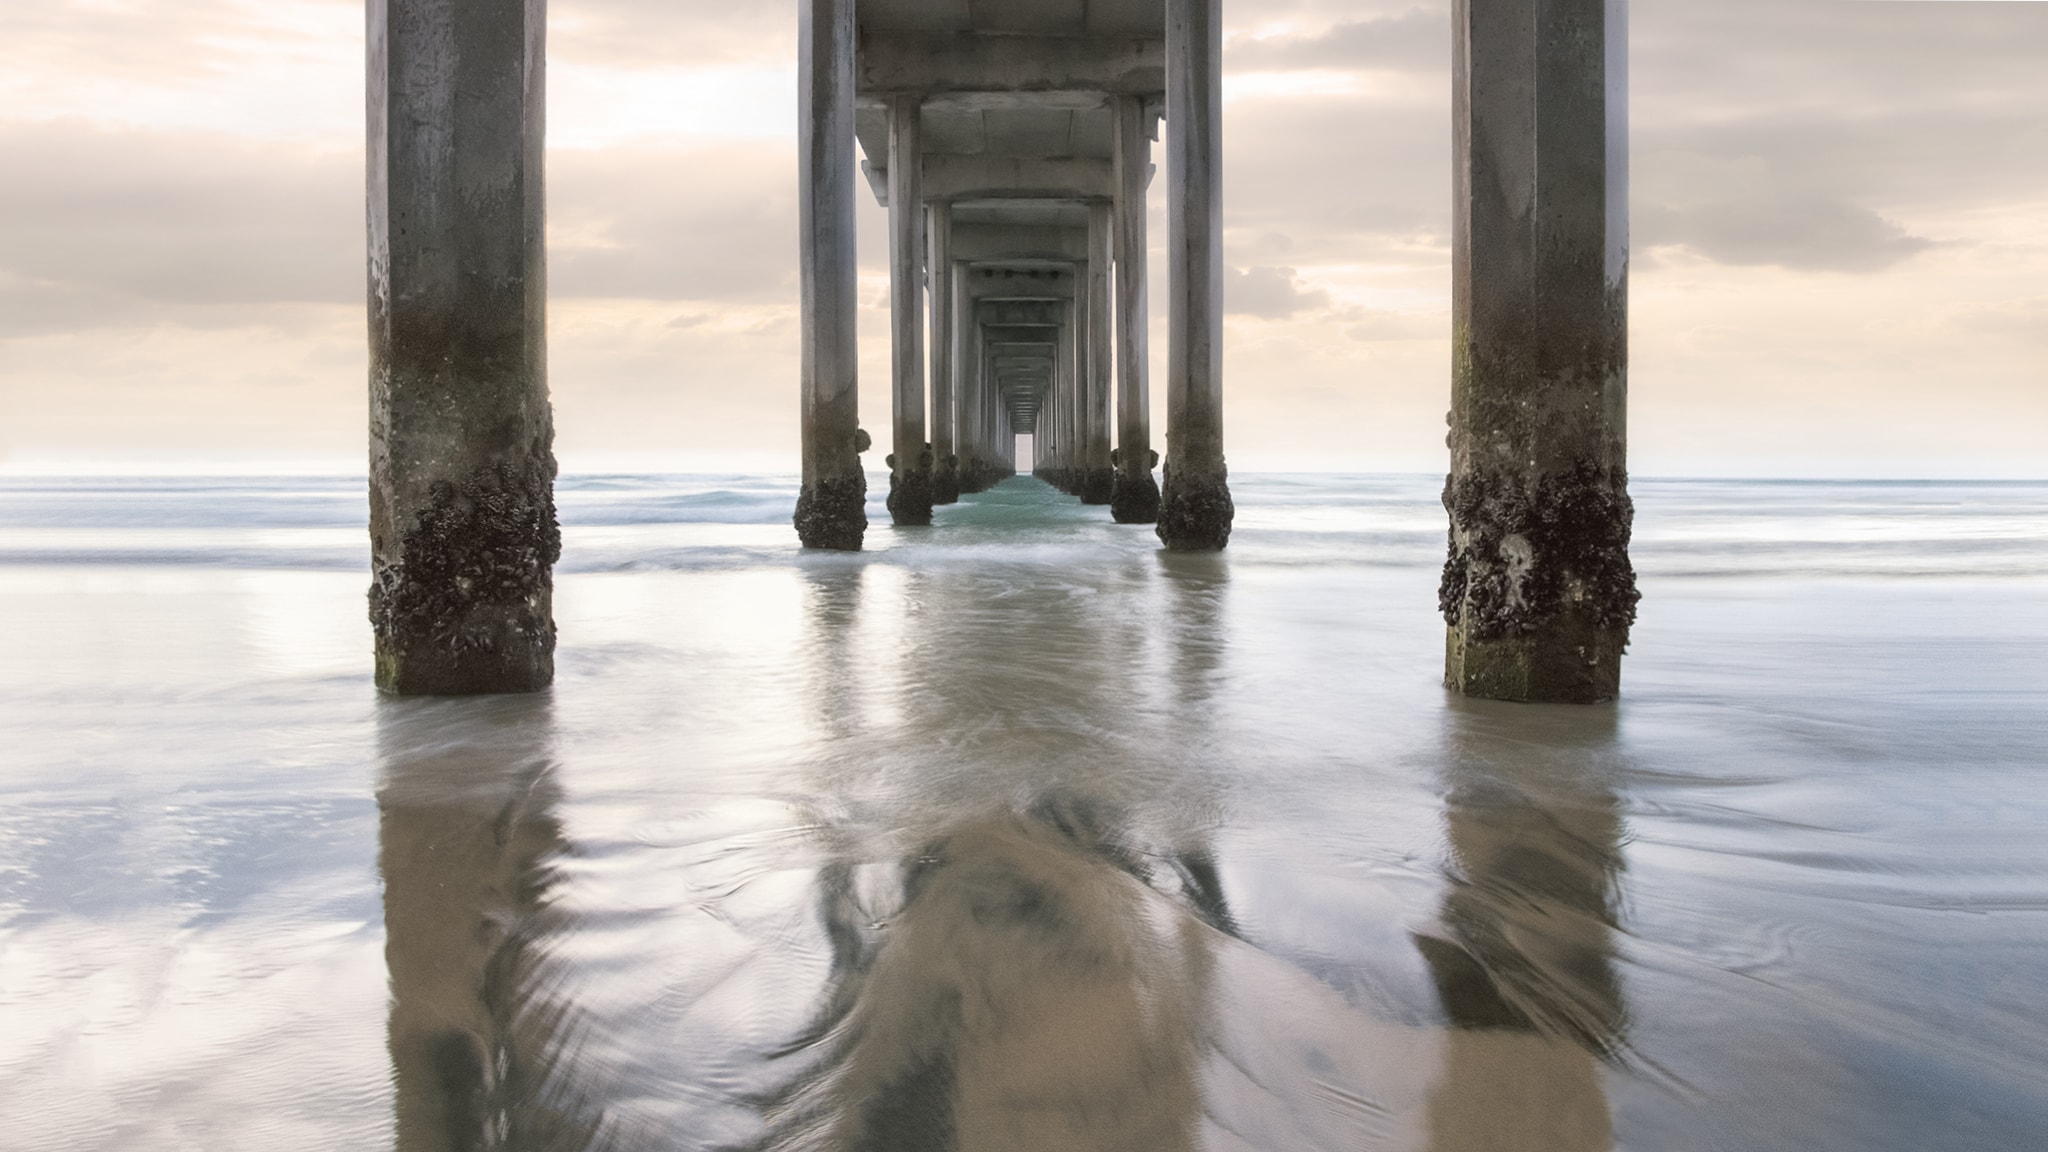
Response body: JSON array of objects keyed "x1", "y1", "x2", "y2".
[
  {"x1": 887, "y1": 96, "x2": 935, "y2": 526},
  {"x1": 1110, "y1": 95, "x2": 1161, "y2": 525},
  {"x1": 955, "y1": 272, "x2": 993, "y2": 493},
  {"x1": 977, "y1": 297, "x2": 1070, "y2": 326},
  {"x1": 1157, "y1": 0, "x2": 1233, "y2": 552},
  {"x1": 870, "y1": 155, "x2": 1115, "y2": 203},
  {"x1": 859, "y1": 32, "x2": 1163, "y2": 95},
  {"x1": 1049, "y1": 303, "x2": 1078, "y2": 492},
  {"x1": 951, "y1": 223, "x2": 1089, "y2": 264},
  {"x1": 929, "y1": 206, "x2": 960, "y2": 505},
  {"x1": 1442, "y1": 0, "x2": 1637, "y2": 703},
  {"x1": 1077, "y1": 202, "x2": 1116, "y2": 504},
  {"x1": 367, "y1": 0, "x2": 557, "y2": 695},
  {"x1": 796, "y1": 0, "x2": 868, "y2": 551}
]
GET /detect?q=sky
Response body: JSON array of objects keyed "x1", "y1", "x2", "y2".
[{"x1": 0, "y1": 0, "x2": 2043, "y2": 477}]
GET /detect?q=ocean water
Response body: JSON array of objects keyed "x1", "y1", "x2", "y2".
[{"x1": 1, "y1": 472, "x2": 2045, "y2": 1151}]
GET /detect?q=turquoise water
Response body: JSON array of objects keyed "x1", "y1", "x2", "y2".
[{"x1": 2, "y1": 474, "x2": 2045, "y2": 1150}]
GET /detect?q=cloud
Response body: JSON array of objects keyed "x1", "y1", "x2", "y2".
[
  {"x1": 0, "y1": 125, "x2": 360, "y2": 336},
  {"x1": 552, "y1": 0, "x2": 793, "y2": 70},
  {"x1": 0, "y1": 124, "x2": 810, "y2": 338},
  {"x1": 1340, "y1": 307, "x2": 1441, "y2": 342},
  {"x1": 1941, "y1": 297, "x2": 2048, "y2": 345},
  {"x1": 1, "y1": 0, "x2": 360, "y2": 140},
  {"x1": 1224, "y1": 93, "x2": 1449, "y2": 260},
  {"x1": 6, "y1": 0, "x2": 2048, "y2": 473},
  {"x1": 1226, "y1": 266, "x2": 1330, "y2": 319},
  {"x1": 1226, "y1": 8, "x2": 1447, "y2": 73},
  {"x1": 1638, "y1": 197, "x2": 1938, "y2": 274},
  {"x1": 549, "y1": 145, "x2": 797, "y2": 302}
]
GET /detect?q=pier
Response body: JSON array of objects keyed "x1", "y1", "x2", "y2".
[
  {"x1": 805, "y1": 0, "x2": 1220, "y2": 540},
  {"x1": 365, "y1": 0, "x2": 1636, "y2": 702}
]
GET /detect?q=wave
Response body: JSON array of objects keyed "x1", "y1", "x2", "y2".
[{"x1": 1, "y1": 474, "x2": 2044, "y2": 580}]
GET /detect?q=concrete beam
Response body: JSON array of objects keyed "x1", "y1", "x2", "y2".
[
  {"x1": 1442, "y1": 0, "x2": 1637, "y2": 703},
  {"x1": 865, "y1": 155, "x2": 1114, "y2": 204},
  {"x1": 367, "y1": 0, "x2": 556, "y2": 695},
  {"x1": 858, "y1": 33, "x2": 1163, "y2": 97},
  {"x1": 949, "y1": 223, "x2": 1089, "y2": 264},
  {"x1": 964, "y1": 265, "x2": 1077, "y2": 302},
  {"x1": 979, "y1": 299, "x2": 1067, "y2": 327},
  {"x1": 1158, "y1": 0, "x2": 1233, "y2": 551}
]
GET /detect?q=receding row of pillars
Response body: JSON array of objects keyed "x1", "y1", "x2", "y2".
[
  {"x1": 805, "y1": 13, "x2": 1232, "y2": 551},
  {"x1": 365, "y1": 0, "x2": 1635, "y2": 704}
]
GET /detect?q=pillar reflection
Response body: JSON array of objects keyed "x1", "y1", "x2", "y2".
[
  {"x1": 1160, "y1": 553, "x2": 1228, "y2": 713},
  {"x1": 1418, "y1": 702, "x2": 1628, "y2": 1152},
  {"x1": 763, "y1": 801, "x2": 1218, "y2": 1152},
  {"x1": 378, "y1": 695, "x2": 605, "y2": 1152},
  {"x1": 798, "y1": 564, "x2": 868, "y2": 744},
  {"x1": 753, "y1": 554, "x2": 1233, "y2": 1150}
]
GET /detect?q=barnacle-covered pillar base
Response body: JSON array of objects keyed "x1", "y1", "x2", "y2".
[
  {"x1": 1442, "y1": 0, "x2": 1636, "y2": 703},
  {"x1": 794, "y1": 0, "x2": 869, "y2": 550},
  {"x1": 367, "y1": 0, "x2": 557, "y2": 695}
]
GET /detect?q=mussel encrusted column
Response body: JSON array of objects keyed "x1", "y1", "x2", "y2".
[
  {"x1": 794, "y1": 0, "x2": 867, "y2": 550},
  {"x1": 368, "y1": 0, "x2": 557, "y2": 695},
  {"x1": 957, "y1": 283, "x2": 988, "y2": 493},
  {"x1": 1159, "y1": 0, "x2": 1233, "y2": 550},
  {"x1": 1443, "y1": 0, "x2": 1638, "y2": 703},
  {"x1": 1080, "y1": 201, "x2": 1116, "y2": 505},
  {"x1": 1110, "y1": 95, "x2": 1160, "y2": 524},
  {"x1": 928, "y1": 202, "x2": 960, "y2": 504},
  {"x1": 887, "y1": 96, "x2": 934, "y2": 525}
]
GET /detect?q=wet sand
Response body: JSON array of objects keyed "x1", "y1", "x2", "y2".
[{"x1": 2, "y1": 475, "x2": 2045, "y2": 1149}]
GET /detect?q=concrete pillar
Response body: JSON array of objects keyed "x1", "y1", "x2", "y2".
[
  {"x1": 1110, "y1": 96, "x2": 1160, "y2": 524},
  {"x1": 1442, "y1": 0, "x2": 1637, "y2": 704},
  {"x1": 996, "y1": 396, "x2": 1010, "y2": 474},
  {"x1": 1070, "y1": 301, "x2": 1086, "y2": 483},
  {"x1": 886, "y1": 96, "x2": 934, "y2": 525},
  {"x1": 928, "y1": 203, "x2": 960, "y2": 505},
  {"x1": 1053, "y1": 308, "x2": 1077, "y2": 491},
  {"x1": 958, "y1": 290, "x2": 987, "y2": 493},
  {"x1": 1001, "y1": 395, "x2": 1016, "y2": 475},
  {"x1": 1042, "y1": 320, "x2": 1059, "y2": 485},
  {"x1": 794, "y1": 0, "x2": 866, "y2": 550},
  {"x1": 367, "y1": 0, "x2": 557, "y2": 696},
  {"x1": 1069, "y1": 274, "x2": 1088, "y2": 487},
  {"x1": 1159, "y1": 0, "x2": 1234, "y2": 552},
  {"x1": 1044, "y1": 342, "x2": 1059, "y2": 485},
  {"x1": 1079, "y1": 202, "x2": 1116, "y2": 505},
  {"x1": 990, "y1": 328, "x2": 1012, "y2": 478},
  {"x1": 974, "y1": 326, "x2": 989, "y2": 486}
]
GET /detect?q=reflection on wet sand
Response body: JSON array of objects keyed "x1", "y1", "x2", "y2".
[
  {"x1": 370, "y1": 544, "x2": 1628, "y2": 1150},
  {"x1": 1419, "y1": 702, "x2": 1627, "y2": 1152},
  {"x1": 754, "y1": 557, "x2": 1237, "y2": 1151},
  {"x1": 378, "y1": 696, "x2": 606, "y2": 1152},
  {"x1": 761, "y1": 802, "x2": 1225, "y2": 1152},
  {"x1": 796, "y1": 565, "x2": 866, "y2": 746}
]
